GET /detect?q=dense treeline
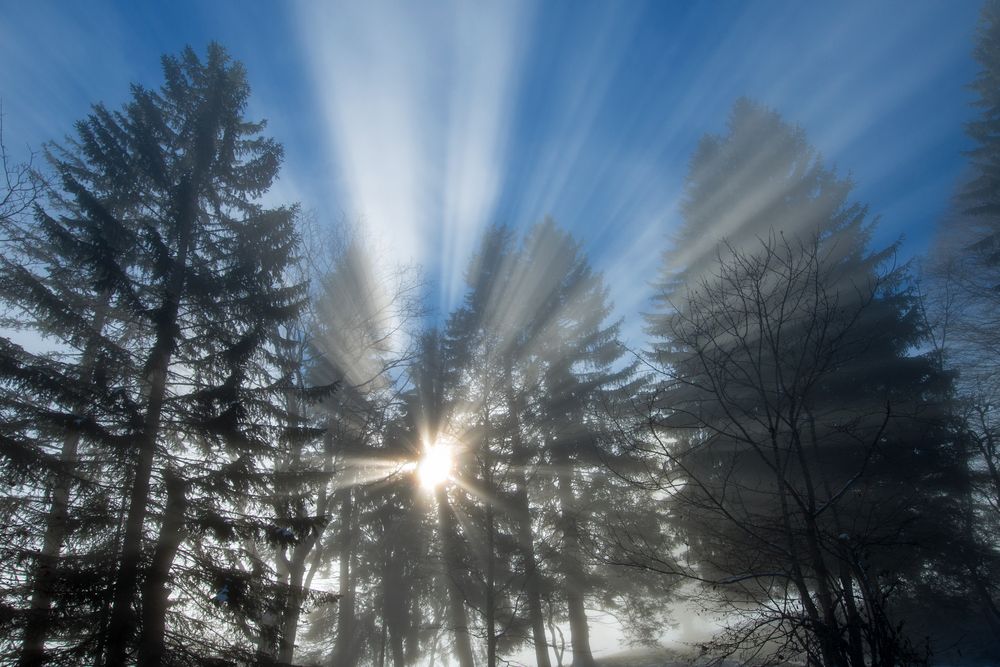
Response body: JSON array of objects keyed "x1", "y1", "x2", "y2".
[{"x1": 2, "y1": 4, "x2": 1000, "y2": 666}]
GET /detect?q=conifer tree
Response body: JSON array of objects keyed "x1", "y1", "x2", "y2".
[
  {"x1": 642, "y1": 100, "x2": 968, "y2": 666},
  {"x1": 286, "y1": 234, "x2": 424, "y2": 667},
  {"x1": 962, "y1": 0, "x2": 1000, "y2": 273},
  {"x1": 921, "y1": 2, "x2": 1000, "y2": 651},
  {"x1": 929, "y1": 0, "x2": 1000, "y2": 523},
  {"x1": 1, "y1": 106, "x2": 145, "y2": 666},
  {"x1": 435, "y1": 220, "x2": 662, "y2": 667},
  {"x1": 2, "y1": 43, "x2": 308, "y2": 666}
]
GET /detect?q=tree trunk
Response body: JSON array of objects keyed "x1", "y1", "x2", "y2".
[
  {"x1": 20, "y1": 296, "x2": 111, "y2": 666},
  {"x1": 389, "y1": 610, "x2": 406, "y2": 667},
  {"x1": 137, "y1": 472, "x2": 187, "y2": 666},
  {"x1": 838, "y1": 557, "x2": 866, "y2": 667},
  {"x1": 282, "y1": 429, "x2": 335, "y2": 664},
  {"x1": 277, "y1": 540, "x2": 309, "y2": 664},
  {"x1": 332, "y1": 490, "x2": 356, "y2": 667},
  {"x1": 104, "y1": 360, "x2": 170, "y2": 667},
  {"x1": 377, "y1": 613, "x2": 387, "y2": 667},
  {"x1": 774, "y1": 471, "x2": 836, "y2": 666},
  {"x1": 553, "y1": 456, "x2": 595, "y2": 667},
  {"x1": 513, "y1": 469, "x2": 551, "y2": 667},
  {"x1": 789, "y1": 429, "x2": 846, "y2": 667},
  {"x1": 808, "y1": 410, "x2": 865, "y2": 667},
  {"x1": 437, "y1": 488, "x2": 476, "y2": 667},
  {"x1": 105, "y1": 172, "x2": 198, "y2": 667},
  {"x1": 404, "y1": 586, "x2": 422, "y2": 665},
  {"x1": 276, "y1": 356, "x2": 309, "y2": 665},
  {"x1": 486, "y1": 505, "x2": 496, "y2": 667},
  {"x1": 506, "y1": 374, "x2": 552, "y2": 667},
  {"x1": 19, "y1": 431, "x2": 83, "y2": 667},
  {"x1": 382, "y1": 574, "x2": 407, "y2": 667}
]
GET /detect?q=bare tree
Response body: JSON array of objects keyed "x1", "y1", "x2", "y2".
[
  {"x1": 0, "y1": 104, "x2": 40, "y2": 228},
  {"x1": 623, "y1": 231, "x2": 963, "y2": 666}
]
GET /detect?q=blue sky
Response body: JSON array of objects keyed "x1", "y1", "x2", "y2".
[{"x1": 0, "y1": 0, "x2": 982, "y2": 344}]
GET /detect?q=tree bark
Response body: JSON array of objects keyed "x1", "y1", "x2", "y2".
[{"x1": 137, "y1": 471, "x2": 187, "y2": 665}]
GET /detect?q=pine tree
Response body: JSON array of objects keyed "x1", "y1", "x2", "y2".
[
  {"x1": 1, "y1": 105, "x2": 146, "y2": 666},
  {"x1": 644, "y1": 100, "x2": 968, "y2": 666},
  {"x1": 2, "y1": 43, "x2": 309, "y2": 665},
  {"x1": 433, "y1": 220, "x2": 662, "y2": 667},
  {"x1": 963, "y1": 0, "x2": 1000, "y2": 275},
  {"x1": 921, "y1": 2, "x2": 1000, "y2": 653}
]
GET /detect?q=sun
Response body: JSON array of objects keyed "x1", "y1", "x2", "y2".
[{"x1": 417, "y1": 438, "x2": 455, "y2": 490}]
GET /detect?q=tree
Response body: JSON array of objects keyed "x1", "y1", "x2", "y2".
[
  {"x1": 429, "y1": 220, "x2": 665, "y2": 667},
  {"x1": 277, "y1": 230, "x2": 427, "y2": 667},
  {"x1": 2, "y1": 43, "x2": 309, "y2": 666},
  {"x1": 395, "y1": 328, "x2": 479, "y2": 667},
  {"x1": 0, "y1": 106, "x2": 40, "y2": 227},
  {"x1": 919, "y1": 1, "x2": 1000, "y2": 652},
  {"x1": 962, "y1": 0, "x2": 1000, "y2": 271},
  {"x1": 1, "y1": 103, "x2": 144, "y2": 666},
  {"x1": 637, "y1": 100, "x2": 968, "y2": 666}
]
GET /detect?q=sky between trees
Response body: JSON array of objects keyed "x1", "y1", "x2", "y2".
[{"x1": 2, "y1": 3, "x2": 1000, "y2": 667}]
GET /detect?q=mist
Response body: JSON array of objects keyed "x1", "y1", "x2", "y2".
[{"x1": 1, "y1": 2, "x2": 998, "y2": 666}]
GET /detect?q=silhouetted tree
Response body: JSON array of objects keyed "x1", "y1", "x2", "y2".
[
  {"x1": 0, "y1": 110, "x2": 40, "y2": 227},
  {"x1": 2, "y1": 43, "x2": 308, "y2": 666},
  {"x1": 962, "y1": 0, "x2": 1000, "y2": 269},
  {"x1": 1, "y1": 103, "x2": 145, "y2": 667},
  {"x1": 919, "y1": 2, "x2": 1000, "y2": 655},
  {"x1": 432, "y1": 220, "x2": 663, "y2": 667},
  {"x1": 280, "y1": 232, "x2": 425, "y2": 667},
  {"x1": 638, "y1": 100, "x2": 968, "y2": 666}
]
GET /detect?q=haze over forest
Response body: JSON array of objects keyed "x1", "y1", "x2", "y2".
[{"x1": 2, "y1": 2, "x2": 1000, "y2": 666}]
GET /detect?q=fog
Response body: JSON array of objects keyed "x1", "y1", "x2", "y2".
[{"x1": 1, "y1": 2, "x2": 998, "y2": 666}]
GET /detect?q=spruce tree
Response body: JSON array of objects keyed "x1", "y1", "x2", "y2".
[
  {"x1": 434, "y1": 220, "x2": 661, "y2": 667},
  {"x1": 289, "y1": 234, "x2": 425, "y2": 667},
  {"x1": 643, "y1": 100, "x2": 968, "y2": 666},
  {"x1": 1, "y1": 106, "x2": 145, "y2": 665},
  {"x1": 922, "y1": 2, "x2": 1000, "y2": 652},
  {"x1": 963, "y1": 0, "x2": 1000, "y2": 276},
  {"x1": 2, "y1": 43, "x2": 308, "y2": 665}
]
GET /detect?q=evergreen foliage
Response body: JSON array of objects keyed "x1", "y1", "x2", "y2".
[
  {"x1": 421, "y1": 220, "x2": 668, "y2": 667},
  {"x1": 0, "y1": 43, "x2": 309, "y2": 665},
  {"x1": 0, "y1": 8, "x2": 997, "y2": 665},
  {"x1": 641, "y1": 100, "x2": 970, "y2": 666},
  {"x1": 920, "y1": 1, "x2": 1000, "y2": 658}
]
